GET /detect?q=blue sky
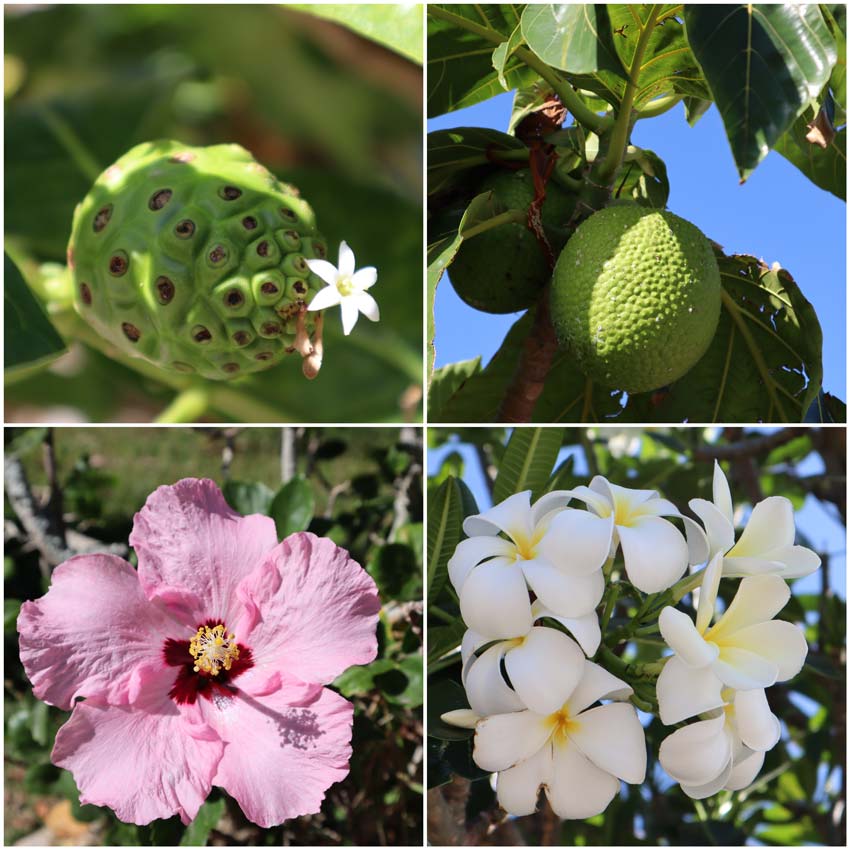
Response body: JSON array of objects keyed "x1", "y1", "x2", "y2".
[{"x1": 430, "y1": 92, "x2": 846, "y2": 401}]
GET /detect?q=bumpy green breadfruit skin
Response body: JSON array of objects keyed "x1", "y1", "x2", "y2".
[
  {"x1": 68, "y1": 140, "x2": 328, "y2": 380},
  {"x1": 449, "y1": 169, "x2": 576, "y2": 314},
  {"x1": 550, "y1": 206, "x2": 721, "y2": 393}
]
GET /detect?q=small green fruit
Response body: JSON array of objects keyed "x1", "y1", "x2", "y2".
[
  {"x1": 449, "y1": 169, "x2": 575, "y2": 314},
  {"x1": 550, "y1": 205, "x2": 721, "y2": 393},
  {"x1": 68, "y1": 140, "x2": 328, "y2": 380}
]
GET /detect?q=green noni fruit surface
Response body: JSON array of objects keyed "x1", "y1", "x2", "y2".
[
  {"x1": 449, "y1": 169, "x2": 575, "y2": 314},
  {"x1": 68, "y1": 140, "x2": 329, "y2": 380},
  {"x1": 550, "y1": 205, "x2": 721, "y2": 393}
]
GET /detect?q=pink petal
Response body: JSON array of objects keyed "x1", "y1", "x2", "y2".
[
  {"x1": 52, "y1": 692, "x2": 222, "y2": 825},
  {"x1": 130, "y1": 479, "x2": 278, "y2": 626},
  {"x1": 18, "y1": 554, "x2": 178, "y2": 710},
  {"x1": 206, "y1": 682, "x2": 354, "y2": 827},
  {"x1": 234, "y1": 532, "x2": 380, "y2": 684}
]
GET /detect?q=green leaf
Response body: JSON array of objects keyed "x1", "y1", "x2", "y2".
[
  {"x1": 427, "y1": 4, "x2": 535, "y2": 117},
  {"x1": 427, "y1": 679, "x2": 473, "y2": 742},
  {"x1": 180, "y1": 797, "x2": 226, "y2": 846},
  {"x1": 427, "y1": 477, "x2": 464, "y2": 599},
  {"x1": 428, "y1": 358, "x2": 482, "y2": 421},
  {"x1": 613, "y1": 148, "x2": 670, "y2": 208},
  {"x1": 427, "y1": 619, "x2": 466, "y2": 665},
  {"x1": 4, "y1": 252, "x2": 66, "y2": 371},
  {"x1": 30, "y1": 700, "x2": 49, "y2": 747},
  {"x1": 684, "y1": 96, "x2": 713, "y2": 126},
  {"x1": 222, "y1": 480, "x2": 275, "y2": 516},
  {"x1": 492, "y1": 427, "x2": 564, "y2": 502},
  {"x1": 823, "y1": 4, "x2": 846, "y2": 112},
  {"x1": 269, "y1": 476, "x2": 315, "y2": 538},
  {"x1": 334, "y1": 658, "x2": 395, "y2": 696},
  {"x1": 4, "y1": 599, "x2": 22, "y2": 634},
  {"x1": 520, "y1": 4, "x2": 626, "y2": 76},
  {"x1": 684, "y1": 4, "x2": 838, "y2": 180},
  {"x1": 493, "y1": 24, "x2": 524, "y2": 90},
  {"x1": 368, "y1": 543, "x2": 421, "y2": 601},
  {"x1": 290, "y1": 4, "x2": 423, "y2": 64}
]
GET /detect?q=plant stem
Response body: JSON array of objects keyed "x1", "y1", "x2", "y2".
[
  {"x1": 429, "y1": 606, "x2": 457, "y2": 625},
  {"x1": 634, "y1": 92, "x2": 683, "y2": 119},
  {"x1": 155, "y1": 386, "x2": 211, "y2": 423},
  {"x1": 39, "y1": 106, "x2": 102, "y2": 183},
  {"x1": 596, "y1": 6, "x2": 662, "y2": 184},
  {"x1": 461, "y1": 208, "x2": 527, "y2": 240},
  {"x1": 671, "y1": 566, "x2": 706, "y2": 603},
  {"x1": 427, "y1": 5, "x2": 613, "y2": 135},
  {"x1": 600, "y1": 582, "x2": 620, "y2": 631}
]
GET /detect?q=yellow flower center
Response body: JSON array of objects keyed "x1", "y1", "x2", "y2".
[
  {"x1": 189, "y1": 624, "x2": 239, "y2": 676},
  {"x1": 510, "y1": 525, "x2": 546, "y2": 561},
  {"x1": 337, "y1": 276, "x2": 355, "y2": 297},
  {"x1": 549, "y1": 706, "x2": 580, "y2": 743}
]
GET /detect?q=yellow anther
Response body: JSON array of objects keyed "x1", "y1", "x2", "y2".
[{"x1": 189, "y1": 624, "x2": 239, "y2": 676}]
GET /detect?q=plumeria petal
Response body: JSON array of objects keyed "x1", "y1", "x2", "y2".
[
  {"x1": 708, "y1": 575, "x2": 790, "y2": 639},
  {"x1": 681, "y1": 759, "x2": 734, "y2": 800},
  {"x1": 659, "y1": 606, "x2": 719, "y2": 668},
  {"x1": 538, "y1": 509, "x2": 614, "y2": 576},
  {"x1": 447, "y1": 536, "x2": 515, "y2": 592},
  {"x1": 461, "y1": 629, "x2": 486, "y2": 677},
  {"x1": 727, "y1": 497, "x2": 796, "y2": 557},
  {"x1": 724, "y1": 545, "x2": 821, "y2": 579},
  {"x1": 656, "y1": 656, "x2": 725, "y2": 725},
  {"x1": 304, "y1": 259, "x2": 339, "y2": 287},
  {"x1": 728, "y1": 621, "x2": 808, "y2": 681},
  {"x1": 473, "y1": 711, "x2": 553, "y2": 773},
  {"x1": 569, "y1": 702, "x2": 646, "y2": 783},
  {"x1": 659, "y1": 713, "x2": 730, "y2": 786},
  {"x1": 463, "y1": 491, "x2": 532, "y2": 539},
  {"x1": 592, "y1": 477, "x2": 656, "y2": 512},
  {"x1": 532, "y1": 602, "x2": 601, "y2": 656},
  {"x1": 465, "y1": 644, "x2": 525, "y2": 716},
  {"x1": 566, "y1": 661, "x2": 632, "y2": 715},
  {"x1": 351, "y1": 266, "x2": 378, "y2": 289},
  {"x1": 696, "y1": 552, "x2": 724, "y2": 634},
  {"x1": 530, "y1": 490, "x2": 574, "y2": 526},
  {"x1": 734, "y1": 688, "x2": 781, "y2": 752},
  {"x1": 725, "y1": 747, "x2": 765, "y2": 791},
  {"x1": 547, "y1": 739, "x2": 619, "y2": 819},
  {"x1": 714, "y1": 646, "x2": 779, "y2": 690},
  {"x1": 689, "y1": 497, "x2": 736, "y2": 559},
  {"x1": 521, "y1": 561, "x2": 604, "y2": 619},
  {"x1": 504, "y1": 627, "x2": 585, "y2": 715},
  {"x1": 337, "y1": 240, "x2": 356, "y2": 277},
  {"x1": 306, "y1": 285, "x2": 342, "y2": 312},
  {"x1": 441, "y1": 709, "x2": 480, "y2": 729},
  {"x1": 712, "y1": 461, "x2": 734, "y2": 524},
  {"x1": 353, "y1": 291, "x2": 380, "y2": 322},
  {"x1": 459, "y1": 558, "x2": 532, "y2": 639},
  {"x1": 618, "y1": 515, "x2": 689, "y2": 593},
  {"x1": 496, "y1": 744, "x2": 550, "y2": 816},
  {"x1": 340, "y1": 298, "x2": 360, "y2": 335}
]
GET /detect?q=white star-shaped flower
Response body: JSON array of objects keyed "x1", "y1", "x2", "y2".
[{"x1": 306, "y1": 240, "x2": 379, "y2": 335}]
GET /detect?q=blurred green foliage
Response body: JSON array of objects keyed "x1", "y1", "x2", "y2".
[
  {"x1": 4, "y1": 4, "x2": 422, "y2": 423},
  {"x1": 5, "y1": 426, "x2": 423, "y2": 845},
  {"x1": 426, "y1": 426, "x2": 846, "y2": 846}
]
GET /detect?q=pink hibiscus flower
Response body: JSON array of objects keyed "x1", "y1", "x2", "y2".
[{"x1": 17, "y1": 478, "x2": 380, "y2": 827}]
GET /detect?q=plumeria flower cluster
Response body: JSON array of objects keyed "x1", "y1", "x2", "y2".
[
  {"x1": 441, "y1": 463, "x2": 819, "y2": 819},
  {"x1": 18, "y1": 479, "x2": 380, "y2": 827}
]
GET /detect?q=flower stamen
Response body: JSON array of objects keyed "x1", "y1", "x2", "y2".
[{"x1": 189, "y1": 624, "x2": 239, "y2": 676}]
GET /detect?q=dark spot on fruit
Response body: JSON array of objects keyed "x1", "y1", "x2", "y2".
[
  {"x1": 224, "y1": 289, "x2": 244, "y2": 307},
  {"x1": 192, "y1": 326, "x2": 212, "y2": 343},
  {"x1": 286, "y1": 230, "x2": 299, "y2": 242},
  {"x1": 149, "y1": 189, "x2": 173, "y2": 211},
  {"x1": 122, "y1": 322, "x2": 141, "y2": 342},
  {"x1": 93, "y1": 205, "x2": 113, "y2": 233},
  {"x1": 219, "y1": 186, "x2": 242, "y2": 201},
  {"x1": 175, "y1": 219, "x2": 195, "y2": 238},
  {"x1": 261, "y1": 281, "x2": 279, "y2": 295},
  {"x1": 80, "y1": 282, "x2": 92, "y2": 305},
  {"x1": 279, "y1": 208, "x2": 298, "y2": 222},
  {"x1": 242, "y1": 216, "x2": 258, "y2": 230},
  {"x1": 156, "y1": 276, "x2": 175, "y2": 304},
  {"x1": 294, "y1": 257, "x2": 308, "y2": 273},
  {"x1": 209, "y1": 245, "x2": 227, "y2": 264},
  {"x1": 293, "y1": 281, "x2": 307, "y2": 294},
  {"x1": 170, "y1": 152, "x2": 196, "y2": 164},
  {"x1": 222, "y1": 362, "x2": 240, "y2": 374},
  {"x1": 261, "y1": 322, "x2": 282, "y2": 336},
  {"x1": 285, "y1": 345, "x2": 296, "y2": 354},
  {"x1": 173, "y1": 361, "x2": 195, "y2": 372},
  {"x1": 109, "y1": 253, "x2": 129, "y2": 276},
  {"x1": 314, "y1": 243, "x2": 327, "y2": 258},
  {"x1": 257, "y1": 241, "x2": 270, "y2": 257},
  {"x1": 233, "y1": 331, "x2": 251, "y2": 346},
  {"x1": 255, "y1": 351, "x2": 274, "y2": 361}
]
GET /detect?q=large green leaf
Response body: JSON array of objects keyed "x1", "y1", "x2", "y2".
[
  {"x1": 180, "y1": 798, "x2": 225, "y2": 846},
  {"x1": 427, "y1": 4, "x2": 535, "y2": 117},
  {"x1": 684, "y1": 4, "x2": 838, "y2": 180},
  {"x1": 290, "y1": 4, "x2": 423, "y2": 64},
  {"x1": 4, "y1": 252, "x2": 66, "y2": 371},
  {"x1": 427, "y1": 476, "x2": 464, "y2": 599},
  {"x1": 428, "y1": 357, "x2": 482, "y2": 420},
  {"x1": 270, "y1": 476, "x2": 315, "y2": 538},
  {"x1": 492, "y1": 426, "x2": 564, "y2": 502}
]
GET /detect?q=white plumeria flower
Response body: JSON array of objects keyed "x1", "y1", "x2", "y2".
[
  {"x1": 554, "y1": 477, "x2": 708, "y2": 594},
  {"x1": 305, "y1": 240, "x2": 379, "y2": 335},
  {"x1": 689, "y1": 460, "x2": 820, "y2": 579},
  {"x1": 447, "y1": 490, "x2": 609, "y2": 639},
  {"x1": 659, "y1": 686, "x2": 781, "y2": 799},
  {"x1": 470, "y1": 660, "x2": 646, "y2": 819},
  {"x1": 460, "y1": 626, "x2": 585, "y2": 716},
  {"x1": 657, "y1": 554, "x2": 808, "y2": 720}
]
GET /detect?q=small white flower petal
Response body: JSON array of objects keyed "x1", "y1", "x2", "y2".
[
  {"x1": 530, "y1": 490, "x2": 574, "y2": 526},
  {"x1": 496, "y1": 743, "x2": 551, "y2": 816},
  {"x1": 306, "y1": 284, "x2": 342, "y2": 312},
  {"x1": 659, "y1": 606, "x2": 719, "y2": 668},
  {"x1": 618, "y1": 515, "x2": 689, "y2": 593},
  {"x1": 724, "y1": 747, "x2": 765, "y2": 791},
  {"x1": 729, "y1": 620, "x2": 808, "y2": 682},
  {"x1": 337, "y1": 240, "x2": 355, "y2": 277},
  {"x1": 734, "y1": 688, "x2": 781, "y2": 752},
  {"x1": 656, "y1": 656, "x2": 725, "y2": 725},
  {"x1": 340, "y1": 298, "x2": 359, "y2": 335},
  {"x1": 304, "y1": 258, "x2": 339, "y2": 287},
  {"x1": 569, "y1": 702, "x2": 647, "y2": 783},
  {"x1": 461, "y1": 629, "x2": 485, "y2": 673},
  {"x1": 724, "y1": 544, "x2": 821, "y2": 579},
  {"x1": 727, "y1": 496, "x2": 796, "y2": 558},
  {"x1": 681, "y1": 514, "x2": 711, "y2": 566},
  {"x1": 441, "y1": 709, "x2": 480, "y2": 729},
  {"x1": 696, "y1": 552, "x2": 724, "y2": 634},
  {"x1": 459, "y1": 558, "x2": 532, "y2": 639},
  {"x1": 566, "y1": 660, "x2": 632, "y2": 716},
  {"x1": 447, "y1": 535, "x2": 514, "y2": 592},
  {"x1": 712, "y1": 460, "x2": 734, "y2": 524},
  {"x1": 532, "y1": 602, "x2": 601, "y2": 656},
  {"x1": 504, "y1": 627, "x2": 585, "y2": 715},
  {"x1": 465, "y1": 643, "x2": 525, "y2": 716},
  {"x1": 463, "y1": 491, "x2": 532, "y2": 539},
  {"x1": 709, "y1": 575, "x2": 790, "y2": 638},
  {"x1": 561, "y1": 484, "x2": 612, "y2": 517},
  {"x1": 353, "y1": 291, "x2": 380, "y2": 322},
  {"x1": 473, "y1": 711, "x2": 553, "y2": 773},
  {"x1": 595, "y1": 477, "x2": 657, "y2": 512},
  {"x1": 521, "y1": 561, "x2": 604, "y2": 619},
  {"x1": 351, "y1": 266, "x2": 377, "y2": 290},
  {"x1": 713, "y1": 646, "x2": 779, "y2": 690},
  {"x1": 547, "y1": 738, "x2": 619, "y2": 820},
  {"x1": 681, "y1": 758, "x2": 734, "y2": 799},
  {"x1": 538, "y1": 509, "x2": 614, "y2": 576},
  {"x1": 659, "y1": 714, "x2": 730, "y2": 786},
  {"x1": 689, "y1": 497, "x2": 736, "y2": 559}
]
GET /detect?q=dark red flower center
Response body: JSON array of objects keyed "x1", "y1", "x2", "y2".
[{"x1": 163, "y1": 620, "x2": 253, "y2": 705}]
